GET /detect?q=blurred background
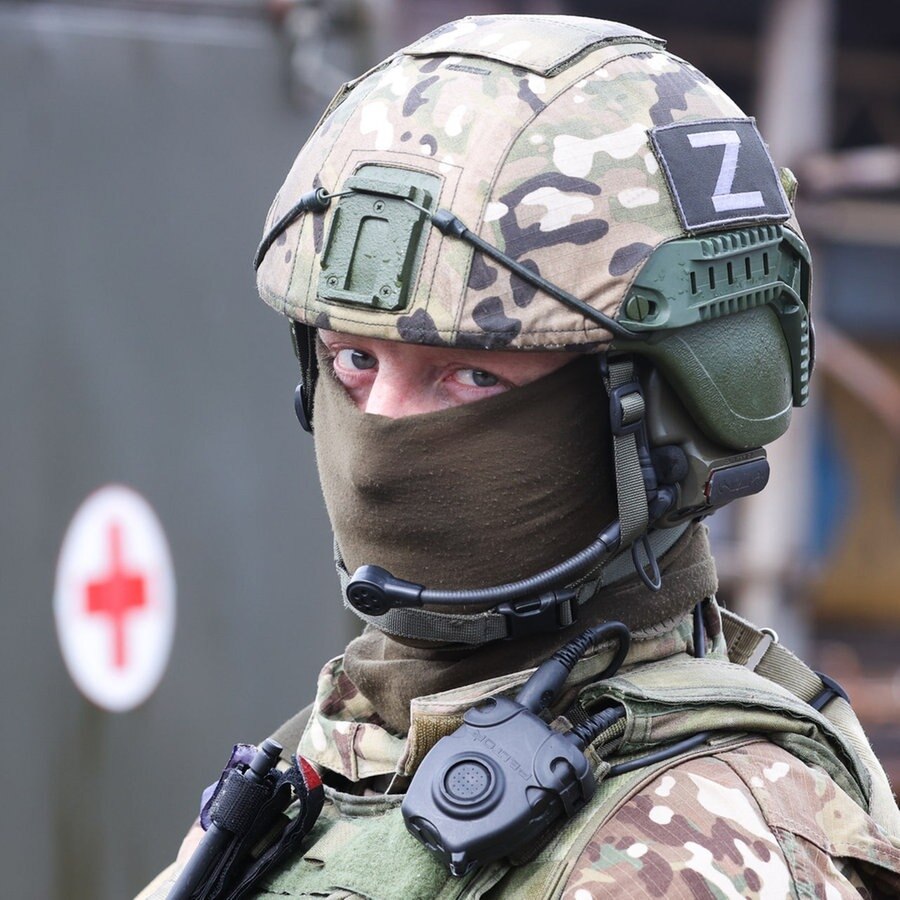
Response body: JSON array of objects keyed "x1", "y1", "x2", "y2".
[{"x1": 1, "y1": 0, "x2": 897, "y2": 897}]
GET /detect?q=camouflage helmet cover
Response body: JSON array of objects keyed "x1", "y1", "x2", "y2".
[{"x1": 256, "y1": 14, "x2": 804, "y2": 355}]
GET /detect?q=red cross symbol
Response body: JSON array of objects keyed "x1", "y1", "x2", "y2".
[{"x1": 85, "y1": 522, "x2": 148, "y2": 669}]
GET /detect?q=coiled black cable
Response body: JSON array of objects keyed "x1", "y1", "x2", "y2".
[{"x1": 515, "y1": 621, "x2": 630, "y2": 713}]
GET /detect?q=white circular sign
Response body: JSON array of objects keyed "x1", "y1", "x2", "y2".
[{"x1": 54, "y1": 484, "x2": 176, "y2": 712}]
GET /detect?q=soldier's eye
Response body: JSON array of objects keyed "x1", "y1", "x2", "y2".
[
  {"x1": 335, "y1": 348, "x2": 376, "y2": 371},
  {"x1": 457, "y1": 369, "x2": 499, "y2": 388}
]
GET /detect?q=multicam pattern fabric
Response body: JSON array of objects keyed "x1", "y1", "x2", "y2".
[
  {"x1": 256, "y1": 15, "x2": 801, "y2": 350},
  {"x1": 136, "y1": 608, "x2": 900, "y2": 899},
  {"x1": 563, "y1": 741, "x2": 900, "y2": 899},
  {"x1": 298, "y1": 655, "x2": 406, "y2": 781},
  {"x1": 299, "y1": 608, "x2": 724, "y2": 783},
  {"x1": 138, "y1": 741, "x2": 899, "y2": 900},
  {"x1": 284, "y1": 611, "x2": 900, "y2": 899}
]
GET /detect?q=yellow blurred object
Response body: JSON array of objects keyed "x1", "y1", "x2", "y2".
[{"x1": 812, "y1": 326, "x2": 900, "y2": 622}]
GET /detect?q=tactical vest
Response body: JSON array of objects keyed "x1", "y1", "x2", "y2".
[{"x1": 253, "y1": 610, "x2": 900, "y2": 899}]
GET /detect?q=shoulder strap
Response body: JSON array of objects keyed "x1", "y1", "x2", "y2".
[
  {"x1": 588, "y1": 653, "x2": 869, "y2": 801},
  {"x1": 720, "y1": 607, "x2": 900, "y2": 835}
]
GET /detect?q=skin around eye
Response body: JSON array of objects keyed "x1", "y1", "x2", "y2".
[
  {"x1": 318, "y1": 329, "x2": 577, "y2": 417},
  {"x1": 330, "y1": 345, "x2": 504, "y2": 398}
]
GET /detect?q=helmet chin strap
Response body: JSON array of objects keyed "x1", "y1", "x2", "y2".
[{"x1": 291, "y1": 322, "x2": 317, "y2": 434}]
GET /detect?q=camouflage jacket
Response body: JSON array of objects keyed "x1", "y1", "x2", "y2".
[
  {"x1": 138, "y1": 608, "x2": 900, "y2": 899},
  {"x1": 260, "y1": 608, "x2": 900, "y2": 898}
]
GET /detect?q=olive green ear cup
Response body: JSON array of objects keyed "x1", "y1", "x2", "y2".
[
  {"x1": 618, "y1": 305, "x2": 793, "y2": 451},
  {"x1": 615, "y1": 225, "x2": 812, "y2": 433}
]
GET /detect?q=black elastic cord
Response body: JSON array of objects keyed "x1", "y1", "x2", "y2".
[
  {"x1": 608, "y1": 731, "x2": 713, "y2": 776},
  {"x1": 631, "y1": 534, "x2": 662, "y2": 592},
  {"x1": 408, "y1": 203, "x2": 636, "y2": 340},
  {"x1": 258, "y1": 186, "x2": 636, "y2": 340},
  {"x1": 515, "y1": 621, "x2": 630, "y2": 714},
  {"x1": 551, "y1": 621, "x2": 631, "y2": 677},
  {"x1": 568, "y1": 705, "x2": 627, "y2": 750},
  {"x1": 254, "y1": 187, "x2": 334, "y2": 271}
]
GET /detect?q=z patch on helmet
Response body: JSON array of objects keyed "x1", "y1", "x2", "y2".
[{"x1": 649, "y1": 118, "x2": 790, "y2": 233}]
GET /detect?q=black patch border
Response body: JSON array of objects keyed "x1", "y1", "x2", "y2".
[{"x1": 649, "y1": 116, "x2": 790, "y2": 233}]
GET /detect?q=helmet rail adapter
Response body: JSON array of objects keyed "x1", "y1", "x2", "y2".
[{"x1": 255, "y1": 15, "x2": 812, "y2": 641}]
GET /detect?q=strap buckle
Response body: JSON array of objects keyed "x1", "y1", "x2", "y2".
[
  {"x1": 810, "y1": 671, "x2": 851, "y2": 712},
  {"x1": 498, "y1": 590, "x2": 577, "y2": 640},
  {"x1": 608, "y1": 382, "x2": 645, "y2": 436}
]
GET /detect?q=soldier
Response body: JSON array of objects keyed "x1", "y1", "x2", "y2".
[{"x1": 139, "y1": 14, "x2": 900, "y2": 899}]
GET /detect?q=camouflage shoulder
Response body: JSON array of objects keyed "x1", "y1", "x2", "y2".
[
  {"x1": 133, "y1": 821, "x2": 203, "y2": 900},
  {"x1": 267, "y1": 702, "x2": 315, "y2": 763},
  {"x1": 562, "y1": 739, "x2": 900, "y2": 898},
  {"x1": 134, "y1": 861, "x2": 179, "y2": 900},
  {"x1": 298, "y1": 654, "x2": 406, "y2": 781}
]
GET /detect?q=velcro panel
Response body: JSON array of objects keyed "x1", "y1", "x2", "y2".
[
  {"x1": 650, "y1": 117, "x2": 790, "y2": 232},
  {"x1": 209, "y1": 769, "x2": 270, "y2": 834},
  {"x1": 404, "y1": 15, "x2": 663, "y2": 76}
]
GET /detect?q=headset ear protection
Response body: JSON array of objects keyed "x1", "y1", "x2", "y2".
[
  {"x1": 288, "y1": 323, "x2": 782, "y2": 616},
  {"x1": 287, "y1": 232, "x2": 809, "y2": 622}
]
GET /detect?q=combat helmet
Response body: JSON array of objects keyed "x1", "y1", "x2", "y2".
[{"x1": 254, "y1": 15, "x2": 812, "y2": 627}]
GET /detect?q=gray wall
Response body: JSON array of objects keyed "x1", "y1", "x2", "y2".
[{"x1": 0, "y1": 4, "x2": 357, "y2": 897}]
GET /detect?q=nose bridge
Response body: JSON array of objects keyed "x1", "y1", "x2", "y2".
[{"x1": 364, "y1": 363, "x2": 416, "y2": 419}]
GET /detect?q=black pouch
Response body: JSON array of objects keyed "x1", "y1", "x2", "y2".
[{"x1": 187, "y1": 749, "x2": 324, "y2": 900}]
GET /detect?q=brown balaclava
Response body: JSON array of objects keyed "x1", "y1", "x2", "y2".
[{"x1": 313, "y1": 352, "x2": 615, "y2": 589}]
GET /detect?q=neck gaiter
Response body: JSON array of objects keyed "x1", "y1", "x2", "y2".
[
  {"x1": 344, "y1": 523, "x2": 717, "y2": 733},
  {"x1": 313, "y1": 354, "x2": 616, "y2": 590}
]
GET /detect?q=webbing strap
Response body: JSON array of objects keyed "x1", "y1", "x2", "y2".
[
  {"x1": 335, "y1": 525, "x2": 687, "y2": 644},
  {"x1": 721, "y1": 608, "x2": 900, "y2": 833},
  {"x1": 573, "y1": 524, "x2": 687, "y2": 603},
  {"x1": 603, "y1": 357, "x2": 649, "y2": 548},
  {"x1": 721, "y1": 609, "x2": 821, "y2": 702},
  {"x1": 210, "y1": 770, "x2": 270, "y2": 834}
]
